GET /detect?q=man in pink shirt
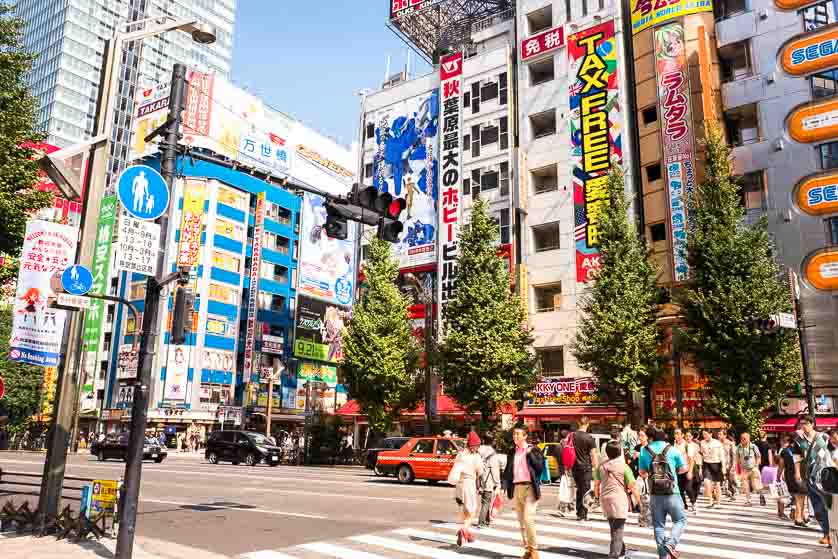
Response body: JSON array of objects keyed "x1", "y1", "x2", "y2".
[{"x1": 503, "y1": 426, "x2": 545, "y2": 559}]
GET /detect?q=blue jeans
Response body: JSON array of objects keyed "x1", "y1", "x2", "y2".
[
  {"x1": 651, "y1": 493, "x2": 687, "y2": 558},
  {"x1": 809, "y1": 485, "x2": 830, "y2": 536}
]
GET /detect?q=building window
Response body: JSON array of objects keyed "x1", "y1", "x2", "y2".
[
  {"x1": 471, "y1": 169, "x2": 481, "y2": 196},
  {"x1": 803, "y1": 2, "x2": 831, "y2": 31},
  {"x1": 819, "y1": 141, "x2": 838, "y2": 170},
  {"x1": 724, "y1": 103, "x2": 760, "y2": 146},
  {"x1": 499, "y1": 71, "x2": 508, "y2": 106},
  {"x1": 215, "y1": 219, "x2": 245, "y2": 242},
  {"x1": 538, "y1": 347, "x2": 564, "y2": 375},
  {"x1": 812, "y1": 70, "x2": 838, "y2": 99},
  {"x1": 463, "y1": 177, "x2": 471, "y2": 196},
  {"x1": 217, "y1": 186, "x2": 246, "y2": 210},
  {"x1": 716, "y1": 0, "x2": 748, "y2": 20},
  {"x1": 481, "y1": 122, "x2": 500, "y2": 146},
  {"x1": 827, "y1": 217, "x2": 838, "y2": 245},
  {"x1": 499, "y1": 208, "x2": 511, "y2": 244},
  {"x1": 646, "y1": 163, "x2": 663, "y2": 183},
  {"x1": 481, "y1": 80, "x2": 499, "y2": 102},
  {"x1": 532, "y1": 164, "x2": 558, "y2": 194},
  {"x1": 261, "y1": 262, "x2": 288, "y2": 283},
  {"x1": 266, "y1": 203, "x2": 292, "y2": 225},
  {"x1": 740, "y1": 171, "x2": 766, "y2": 211},
  {"x1": 364, "y1": 162, "x2": 374, "y2": 179},
  {"x1": 534, "y1": 282, "x2": 562, "y2": 312},
  {"x1": 472, "y1": 124, "x2": 480, "y2": 157},
  {"x1": 264, "y1": 232, "x2": 290, "y2": 254},
  {"x1": 481, "y1": 168, "x2": 499, "y2": 191},
  {"x1": 500, "y1": 116, "x2": 509, "y2": 150},
  {"x1": 650, "y1": 223, "x2": 667, "y2": 242},
  {"x1": 258, "y1": 292, "x2": 286, "y2": 312},
  {"x1": 530, "y1": 57, "x2": 555, "y2": 86},
  {"x1": 527, "y1": 5, "x2": 552, "y2": 34},
  {"x1": 361, "y1": 243, "x2": 371, "y2": 261},
  {"x1": 530, "y1": 109, "x2": 557, "y2": 139},
  {"x1": 500, "y1": 162, "x2": 510, "y2": 197},
  {"x1": 719, "y1": 41, "x2": 752, "y2": 83},
  {"x1": 642, "y1": 106, "x2": 657, "y2": 126},
  {"x1": 471, "y1": 82, "x2": 480, "y2": 114},
  {"x1": 209, "y1": 283, "x2": 240, "y2": 305},
  {"x1": 212, "y1": 251, "x2": 241, "y2": 273},
  {"x1": 366, "y1": 123, "x2": 374, "y2": 138},
  {"x1": 533, "y1": 222, "x2": 561, "y2": 252}
]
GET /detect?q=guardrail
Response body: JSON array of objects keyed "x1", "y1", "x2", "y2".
[{"x1": 0, "y1": 469, "x2": 94, "y2": 501}]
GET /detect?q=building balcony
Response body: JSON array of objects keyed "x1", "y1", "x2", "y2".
[
  {"x1": 716, "y1": 10, "x2": 757, "y2": 48},
  {"x1": 731, "y1": 139, "x2": 775, "y2": 176},
  {"x1": 722, "y1": 74, "x2": 765, "y2": 111}
]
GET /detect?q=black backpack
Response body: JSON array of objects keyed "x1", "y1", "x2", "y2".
[{"x1": 648, "y1": 445, "x2": 675, "y2": 495}]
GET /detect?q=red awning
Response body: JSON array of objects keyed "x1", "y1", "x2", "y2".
[
  {"x1": 764, "y1": 417, "x2": 838, "y2": 432},
  {"x1": 515, "y1": 406, "x2": 623, "y2": 419},
  {"x1": 336, "y1": 396, "x2": 516, "y2": 418}
]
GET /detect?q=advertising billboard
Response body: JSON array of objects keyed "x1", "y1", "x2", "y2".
[
  {"x1": 298, "y1": 361, "x2": 338, "y2": 387},
  {"x1": 630, "y1": 0, "x2": 713, "y2": 35},
  {"x1": 176, "y1": 179, "x2": 207, "y2": 267},
  {"x1": 390, "y1": 0, "x2": 427, "y2": 20},
  {"x1": 437, "y1": 52, "x2": 464, "y2": 318},
  {"x1": 786, "y1": 97, "x2": 838, "y2": 144},
  {"x1": 371, "y1": 90, "x2": 439, "y2": 268},
  {"x1": 654, "y1": 22, "x2": 696, "y2": 282},
  {"x1": 298, "y1": 193, "x2": 356, "y2": 305},
  {"x1": 794, "y1": 172, "x2": 838, "y2": 216},
  {"x1": 780, "y1": 25, "x2": 838, "y2": 77},
  {"x1": 293, "y1": 296, "x2": 351, "y2": 364},
  {"x1": 9, "y1": 220, "x2": 77, "y2": 367},
  {"x1": 243, "y1": 192, "x2": 266, "y2": 382},
  {"x1": 129, "y1": 82, "x2": 171, "y2": 161},
  {"x1": 164, "y1": 345, "x2": 189, "y2": 401},
  {"x1": 521, "y1": 26, "x2": 565, "y2": 62},
  {"x1": 526, "y1": 377, "x2": 602, "y2": 407},
  {"x1": 803, "y1": 248, "x2": 838, "y2": 291},
  {"x1": 569, "y1": 21, "x2": 622, "y2": 283}
]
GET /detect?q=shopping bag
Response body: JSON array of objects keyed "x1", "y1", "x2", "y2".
[
  {"x1": 447, "y1": 459, "x2": 464, "y2": 485},
  {"x1": 761, "y1": 466, "x2": 778, "y2": 486},
  {"x1": 490, "y1": 492, "x2": 503, "y2": 520},
  {"x1": 638, "y1": 478, "x2": 652, "y2": 528},
  {"x1": 770, "y1": 480, "x2": 789, "y2": 501},
  {"x1": 541, "y1": 457, "x2": 551, "y2": 483},
  {"x1": 558, "y1": 475, "x2": 573, "y2": 504}
]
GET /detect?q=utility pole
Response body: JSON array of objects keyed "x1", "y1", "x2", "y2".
[
  {"x1": 796, "y1": 297, "x2": 817, "y2": 427},
  {"x1": 115, "y1": 63, "x2": 188, "y2": 559}
]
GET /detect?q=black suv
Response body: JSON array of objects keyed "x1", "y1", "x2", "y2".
[
  {"x1": 365, "y1": 437, "x2": 410, "y2": 475},
  {"x1": 205, "y1": 430, "x2": 280, "y2": 466}
]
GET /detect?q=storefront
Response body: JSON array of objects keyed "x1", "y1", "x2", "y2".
[{"x1": 516, "y1": 377, "x2": 625, "y2": 440}]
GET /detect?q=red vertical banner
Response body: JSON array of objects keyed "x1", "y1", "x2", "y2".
[
  {"x1": 436, "y1": 51, "x2": 464, "y2": 331},
  {"x1": 243, "y1": 192, "x2": 266, "y2": 383}
]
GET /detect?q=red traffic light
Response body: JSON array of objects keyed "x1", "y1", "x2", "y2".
[{"x1": 388, "y1": 197, "x2": 406, "y2": 220}]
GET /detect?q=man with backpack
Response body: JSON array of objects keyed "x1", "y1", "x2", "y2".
[
  {"x1": 477, "y1": 439, "x2": 502, "y2": 527},
  {"x1": 639, "y1": 427, "x2": 689, "y2": 559},
  {"x1": 735, "y1": 431, "x2": 763, "y2": 506},
  {"x1": 794, "y1": 416, "x2": 832, "y2": 546},
  {"x1": 563, "y1": 416, "x2": 599, "y2": 521}
]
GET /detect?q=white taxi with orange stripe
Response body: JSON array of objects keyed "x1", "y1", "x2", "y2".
[{"x1": 375, "y1": 436, "x2": 465, "y2": 484}]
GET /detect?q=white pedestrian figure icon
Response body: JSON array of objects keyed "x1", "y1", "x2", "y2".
[
  {"x1": 70, "y1": 266, "x2": 78, "y2": 282},
  {"x1": 145, "y1": 194, "x2": 155, "y2": 214},
  {"x1": 131, "y1": 171, "x2": 149, "y2": 213}
]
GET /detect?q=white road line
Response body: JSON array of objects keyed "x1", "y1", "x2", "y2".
[
  {"x1": 299, "y1": 542, "x2": 392, "y2": 559},
  {"x1": 140, "y1": 499, "x2": 327, "y2": 519},
  {"x1": 394, "y1": 529, "x2": 610, "y2": 559},
  {"x1": 351, "y1": 534, "x2": 474, "y2": 558},
  {"x1": 238, "y1": 551, "x2": 300, "y2": 559}
]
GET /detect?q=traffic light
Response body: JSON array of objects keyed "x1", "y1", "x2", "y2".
[
  {"x1": 324, "y1": 203, "x2": 348, "y2": 240},
  {"x1": 171, "y1": 286, "x2": 194, "y2": 345},
  {"x1": 357, "y1": 186, "x2": 407, "y2": 243}
]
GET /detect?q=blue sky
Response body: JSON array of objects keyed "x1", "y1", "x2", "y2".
[{"x1": 231, "y1": 3, "x2": 430, "y2": 147}]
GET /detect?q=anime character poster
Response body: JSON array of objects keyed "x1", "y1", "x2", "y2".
[
  {"x1": 569, "y1": 21, "x2": 623, "y2": 283},
  {"x1": 371, "y1": 90, "x2": 439, "y2": 267},
  {"x1": 293, "y1": 296, "x2": 351, "y2": 364},
  {"x1": 298, "y1": 193, "x2": 355, "y2": 306}
]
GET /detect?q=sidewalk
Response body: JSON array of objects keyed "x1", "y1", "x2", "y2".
[{"x1": 0, "y1": 533, "x2": 229, "y2": 559}]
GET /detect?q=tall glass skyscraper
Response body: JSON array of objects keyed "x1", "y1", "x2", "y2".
[{"x1": 17, "y1": 0, "x2": 236, "y2": 182}]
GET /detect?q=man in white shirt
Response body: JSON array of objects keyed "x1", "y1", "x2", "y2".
[{"x1": 700, "y1": 430, "x2": 724, "y2": 508}]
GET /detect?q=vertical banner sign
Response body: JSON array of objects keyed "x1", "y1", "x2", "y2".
[
  {"x1": 82, "y1": 196, "x2": 117, "y2": 352},
  {"x1": 164, "y1": 345, "x2": 189, "y2": 401},
  {"x1": 569, "y1": 21, "x2": 622, "y2": 283},
  {"x1": 437, "y1": 51, "x2": 464, "y2": 332},
  {"x1": 9, "y1": 220, "x2": 77, "y2": 366},
  {"x1": 243, "y1": 192, "x2": 266, "y2": 383},
  {"x1": 176, "y1": 179, "x2": 207, "y2": 267},
  {"x1": 654, "y1": 22, "x2": 696, "y2": 282}
]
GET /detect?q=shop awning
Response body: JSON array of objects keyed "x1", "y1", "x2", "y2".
[
  {"x1": 336, "y1": 396, "x2": 516, "y2": 418},
  {"x1": 515, "y1": 406, "x2": 623, "y2": 419},
  {"x1": 764, "y1": 416, "x2": 838, "y2": 432}
]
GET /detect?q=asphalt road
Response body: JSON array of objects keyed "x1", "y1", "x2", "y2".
[{"x1": 0, "y1": 450, "x2": 456, "y2": 556}]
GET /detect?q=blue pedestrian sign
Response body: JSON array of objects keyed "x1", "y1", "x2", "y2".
[
  {"x1": 117, "y1": 164, "x2": 169, "y2": 221},
  {"x1": 61, "y1": 265, "x2": 93, "y2": 296}
]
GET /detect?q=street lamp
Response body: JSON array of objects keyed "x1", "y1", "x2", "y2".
[{"x1": 405, "y1": 273, "x2": 434, "y2": 435}]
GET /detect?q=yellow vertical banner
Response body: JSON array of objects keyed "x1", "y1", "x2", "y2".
[{"x1": 176, "y1": 179, "x2": 207, "y2": 267}]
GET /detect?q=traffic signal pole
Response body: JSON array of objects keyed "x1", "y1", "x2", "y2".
[{"x1": 115, "y1": 63, "x2": 188, "y2": 559}]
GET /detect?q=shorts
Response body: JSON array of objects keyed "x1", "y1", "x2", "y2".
[
  {"x1": 703, "y1": 462, "x2": 722, "y2": 483},
  {"x1": 741, "y1": 467, "x2": 762, "y2": 491}
]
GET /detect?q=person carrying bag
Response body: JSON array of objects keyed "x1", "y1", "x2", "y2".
[{"x1": 595, "y1": 441, "x2": 641, "y2": 559}]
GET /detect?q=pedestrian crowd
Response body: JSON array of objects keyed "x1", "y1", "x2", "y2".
[{"x1": 446, "y1": 415, "x2": 838, "y2": 559}]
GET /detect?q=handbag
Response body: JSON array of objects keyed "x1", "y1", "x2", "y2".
[
  {"x1": 761, "y1": 465, "x2": 778, "y2": 486},
  {"x1": 447, "y1": 459, "x2": 464, "y2": 485},
  {"x1": 770, "y1": 480, "x2": 790, "y2": 503},
  {"x1": 490, "y1": 492, "x2": 503, "y2": 520},
  {"x1": 541, "y1": 457, "x2": 551, "y2": 483}
]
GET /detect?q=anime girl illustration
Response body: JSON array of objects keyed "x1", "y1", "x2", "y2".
[
  {"x1": 18, "y1": 287, "x2": 44, "y2": 325},
  {"x1": 321, "y1": 305, "x2": 350, "y2": 363}
]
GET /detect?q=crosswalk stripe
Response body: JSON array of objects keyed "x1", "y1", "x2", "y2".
[
  {"x1": 238, "y1": 551, "x2": 299, "y2": 559},
  {"x1": 298, "y1": 542, "x2": 392, "y2": 559},
  {"x1": 350, "y1": 535, "x2": 472, "y2": 559},
  {"x1": 514, "y1": 515, "x2": 817, "y2": 553}
]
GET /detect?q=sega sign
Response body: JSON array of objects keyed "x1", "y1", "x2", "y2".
[
  {"x1": 794, "y1": 172, "x2": 838, "y2": 217},
  {"x1": 781, "y1": 25, "x2": 838, "y2": 77},
  {"x1": 390, "y1": 0, "x2": 426, "y2": 19}
]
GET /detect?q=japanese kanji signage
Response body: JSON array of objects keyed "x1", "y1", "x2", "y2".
[
  {"x1": 436, "y1": 51, "x2": 464, "y2": 329},
  {"x1": 9, "y1": 220, "x2": 78, "y2": 367},
  {"x1": 129, "y1": 81, "x2": 170, "y2": 160},
  {"x1": 521, "y1": 25, "x2": 565, "y2": 62},
  {"x1": 116, "y1": 345, "x2": 138, "y2": 380},
  {"x1": 654, "y1": 22, "x2": 696, "y2": 282},
  {"x1": 390, "y1": 0, "x2": 426, "y2": 20},
  {"x1": 117, "y1": 213, "x2": 160, "y2": 276},
  {"x1": 176, "y1": 179, "x2": 207, "y2": 267},
  {"x1": 82, "y1": 195, "x2": 117, "y2": 355},
  {"x1": 569, "y1": 21, "x2": 622, "y2": 283},
  {"x1": 630, "y1": 0, "x2": 713, "y2": 35},
  {"x1": 243, "y1": 192, "x2": 266, "y2": 383}
]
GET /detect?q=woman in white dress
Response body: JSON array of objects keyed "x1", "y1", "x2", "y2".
[{"x1": 450, "y1": 431, "x2": 484, "y2": 546}]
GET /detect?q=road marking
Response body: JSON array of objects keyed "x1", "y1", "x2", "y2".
[
  {"x1": 140, "y1": 499, "x2": 327, "y2": 519},
  {"x1": 299, "y1": 542, "x2": 391, "y2": 558},
  {"x1": 239, "y1": 487, "x2": 419, "y2": 503},
  {"x1": 238, "y1": 551, "x2": 300, "y2": 559}
]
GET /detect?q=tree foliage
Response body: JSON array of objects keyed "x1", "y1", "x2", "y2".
[
  {"x1": 572, "y1": 169, "x2": 662, "y2": 413},
  {"x1": 0, "y1": 304, "x2": 43, "y2": 433},
  {"x1": 438, "y1": 198, "x2": 538, "y2": 421},
  {"x1": 678, "y1": 125, "x2": 800, "y2": 435},
  {"x1": 341, "y1": 236, "x2": 420, "y2": 432},
  {"x1": 0, "y1": 4, "x2": 54, "y2": 282}
]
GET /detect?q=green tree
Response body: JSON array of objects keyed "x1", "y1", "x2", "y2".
[
  {"x1": 678, "y1": 125, "x2": 800, "y2": 435},
  {"x1": 438, "y1": 198, "x2": 537, "y2": 421},
  {"x1": 0, "y1": 3, "x2": 54, "y2": 282},
  {"x1": 341, "y1": 236, "x2": 420, "y2": 432},
  {"x1": 572, "y1": 169, "x2": 662, "y2": 420},
  {"x1": 0, "y1": 305, "x2": 43, "y2": 434}
]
